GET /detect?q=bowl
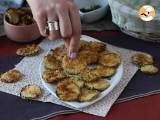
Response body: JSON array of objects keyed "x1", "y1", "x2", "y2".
[
  {"x1": 108, "y1": 0, "x2": 160, "y2": 42},
  {"x1": 75, "y1": 0, "x2": 109, "y2": 23},
  {"x1": 4, "y1": 8, "x2": 41, "y2": 43}
]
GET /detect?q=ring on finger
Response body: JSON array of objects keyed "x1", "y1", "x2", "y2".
[
  {"x1": 45, "y1": 21, "x2": 59, "y2": 35},
  {"x1": 47, "y1": 21, "x2": 59, "y2": 31}
]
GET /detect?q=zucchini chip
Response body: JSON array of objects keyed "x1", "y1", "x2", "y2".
[
  {"x1": 42, "y1": 70, "x2": 66, "y2": 83},
  {"x1": 80, "y1": 69, "x2": 99, "y2": 82},
  {"x1": 20, "y1": 85, "x2": 42, "y2": 99},
  {"x1": 43, "y1": 54, "x2": 61, "y2": 70},
  {"x1": 63, "y1": 77, "x2": 84, "y2": 88},
  {"x1": 79, "y1": 50, "x2": 98, "y2": 64},
  {"x1": 85, "y1": 79, "x2": 110, "y2": 91},
  {"x1": 62, "y1": 55, "x2": 87, "y2": 74},
  {"x1": 95, "y1": 65, "x2": 116, "y2": 78},
  {"x1": 132, "y1": 53, "x2": 154, "y2": 66},
  {"x1": 16, "y1": 44, "x2": 41, "y2": 56},
  {"x1": 99, "y1": 52, "x2": 121, "y2": 67},
  {"x1": 56, "y1": 80, "x2": 80, "y2": 101},
  {"x1": 80, "y1": 66, "x2": 116, "y2": 82},
  {"x1": 89, "y1": 41, "x2": 106, "y2": 52},
  {"x1": 0, "y1": 69, "x2": 23, "y2": 83},
  {"x1": 140, "y1": 65, "x2": 159, "y2": 74},
  {"x1": 5, "y1": 8, "x2": 20, "y2": 25},
  {"x1": 79, "y1": 40, "x2": 90, "y2": 51},
  {"x1": 79, "y1": 88, "x2": 100, "y2": 102},
  {"x1": 51, "y1": 45, "x2": 67, "y2": 61},
  {"x1": 79, "y1": 41, "x2": 106, "y2": 52}
]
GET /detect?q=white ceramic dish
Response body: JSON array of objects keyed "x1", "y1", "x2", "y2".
[
  {"x1": 75, "y1": 0, "x2": 109, "y2": 23},
  {"x1": 39, "y1": 35, "x2": 123, "y2": 109}
]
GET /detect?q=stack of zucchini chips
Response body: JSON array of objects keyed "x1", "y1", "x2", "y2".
[{"x1": 42, "y1": 40, "x2": 121, "y2": 102}]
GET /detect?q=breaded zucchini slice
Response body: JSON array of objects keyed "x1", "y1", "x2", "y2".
[
  {"x1": 0, "y1": 69, "x2": 23, "y2": 83},
  {"x1": 80, "y1": 66, "x2": 116, "y2": 82},
  {"x1": 51, "y1": 45, "x2": 67, "y2": 61},
  {"x1": 85, "y1": 79, "x2": 110, "y2": 91},
  {"x1": 79, "y1": 88, "x2": 100, "y2": 102},
  {"x1": 16, "y1": 44, "x2": 41, "y2": 56},
  {"x1": 79, "y1": 40, "x2": 90, "y2": 51},
  {"x1": 89, "y1": 41, "x2": 106, "y2": 52},
  {"x1": 132, "y1": 53, "x2": 154, "y2": 66},
  {"x1": 80, "y1": 69, "x2": 99, "y2": 82},
  {"x1": 99, "y1": 52, "x2": 121, "y2": 67},
  {"x1": 140, "y1": 65, "x2": 159, "y2": 74},
  {"x1": 79, "y1": 50, "x2": 98, "y2": 64},
  {"x1": 5, "y1": 8, "x2": 20, "y2": 25},
  {"x1": 63, "y1": 76, "x2": 84, "y2": 88},
  {"x1": 42, "y1": 70, "x2": 66, "y2": 83},
  {"x1": 20, "y1": 85, "x2": 42, "y2": 99},
  {"x1": 56, "y1": 80, "x2": 80, "y2": 101},
  {"x1": 95, "y1": 65, "x2": 116, "y2": 78},
  {"x1": 43, "y1": 54, "x2": 61, "y2": 70},
  {"x1": 79, "y1": 40, "x2": 106, "y2": 52},
  {"x1": 62, "y1": 54, "x2": 87, "y2": 74}
]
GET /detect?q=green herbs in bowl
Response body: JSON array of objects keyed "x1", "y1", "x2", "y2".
[
  {"x1": 80, "y1": 5, "x2": 101, "y2": 13},
  {"x1": 75, "y1": 0, "x2": 109, "y2": 23}
]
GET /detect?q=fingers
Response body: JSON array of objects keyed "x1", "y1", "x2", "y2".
[
  {"x1": 27, "y1": 0, "x2": 47, "y2": 37},
  {"x1": 46, "y1": 4, "x2": 61, "y2": 40},
  {"x1": 48, "y1": 31, "x2": 61, "y2": 40},
  {"x1": 33, "y1": 10, "x2": 47, "y2": 37},
  {"x1": 68, "y1": 2, "x2": 81, "y2": 58},
  {"x1": 64, "y1": 38, "x2": 70, "y2": 53},
  {"x1": 56, "y1": 3, "x2": 72, "y2": 38},
  {"x1": 46, "y1": 3, "x2": 72, "y2": 41},
  {"x1": 28, "y1": 0, "x2": 81, "y2": 59},
  {"x1": 69, "y1": 36, "x2": 80, "y2": 59}
]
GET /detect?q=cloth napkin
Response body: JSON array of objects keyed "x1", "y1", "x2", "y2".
[{"x1": 0, "y1": 35, "x2": 138, "y2": 117}]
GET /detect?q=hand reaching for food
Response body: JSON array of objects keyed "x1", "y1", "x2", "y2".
[{"x1": 26, "y1": 0, "x2": 81, "y2": 59}]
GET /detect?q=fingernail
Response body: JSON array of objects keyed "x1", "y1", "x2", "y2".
[{"x1": 69, "y1": 52, "x2": 77, "y2": 59}]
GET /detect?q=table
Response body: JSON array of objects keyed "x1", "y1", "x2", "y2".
[{"x1": 1, "y1": 31, "x2": 160, "y2": 120}]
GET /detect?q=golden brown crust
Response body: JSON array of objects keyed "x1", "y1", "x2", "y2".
[
  {"x1": 62, "y1": 54, "x2": 87, "y2": 74},
  {"x1": 79, "y1": 50, "x2": 98, "y2": 64},
  {"x1": 16, "y1": 44, "x2": 41, "y2": 56},
  {"x1": 79, "y1": 40, "x2": 90, "y2": 51},
  {"x1": 85, "y1": 79, "x2": 110, "y2": 91},
  {"x1": 56, "y1": 80, "x2": 80, "y2": 101},
  {"x1": 20, "y1": 85, "x2": 42, "y2": 99},
  {"x1": 0, "y1": 69, "x2": 23, "y2": 83},
  {"x1": 62, "y1": 77, "x2": 84, "y2": 88},
  {"x1": 140, "y1": 65, "x2": 159, "y2": 74},
  {"x1": 5, "y1": 8, "x2": 34, "y2": 25},
  {"x1": 51, "y1": 45, "x2": 67, "y2": 61},
  {"x1": 99, "y1": 52, "x2": 121, "y2": 67},
  {"x1": 79, "y1": 40, "x2": 106, "y2": 52},
  {"x1": 42, "y1": 70, "x2": 66, "y2": 83},
  {"x1": 132, "y1": 53, "x2": 154, "y2": 66},
  {"x1": 94, "y1": 65, "x2": 116, "y2": 78},
  {"x1": 43, "y1": 54, "x2": 61, "y2": 70},
  {"x1": 5, "y1": 8, "x2": 20, "y2": 25},
  {"x1": 80, "y1": 66, "x2": 116, "y2": 82},
  {"x1": 89, "y1": 41, "x2": 106, "y2": 52},
  {"x1": 80, "y1": 69, "x2": 99, "y2": 82},
  {"x1": 78, "y1": 88, "x2": 100, "y2": 102}
]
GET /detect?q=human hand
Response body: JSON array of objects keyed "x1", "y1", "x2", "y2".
[{"x1": 27, "y1": 0, "x2": 81, "y2": 58}]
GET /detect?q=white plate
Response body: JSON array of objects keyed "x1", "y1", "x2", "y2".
[{"x1": 39, "y1": 35, "x2": 123, "y2": 109}]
